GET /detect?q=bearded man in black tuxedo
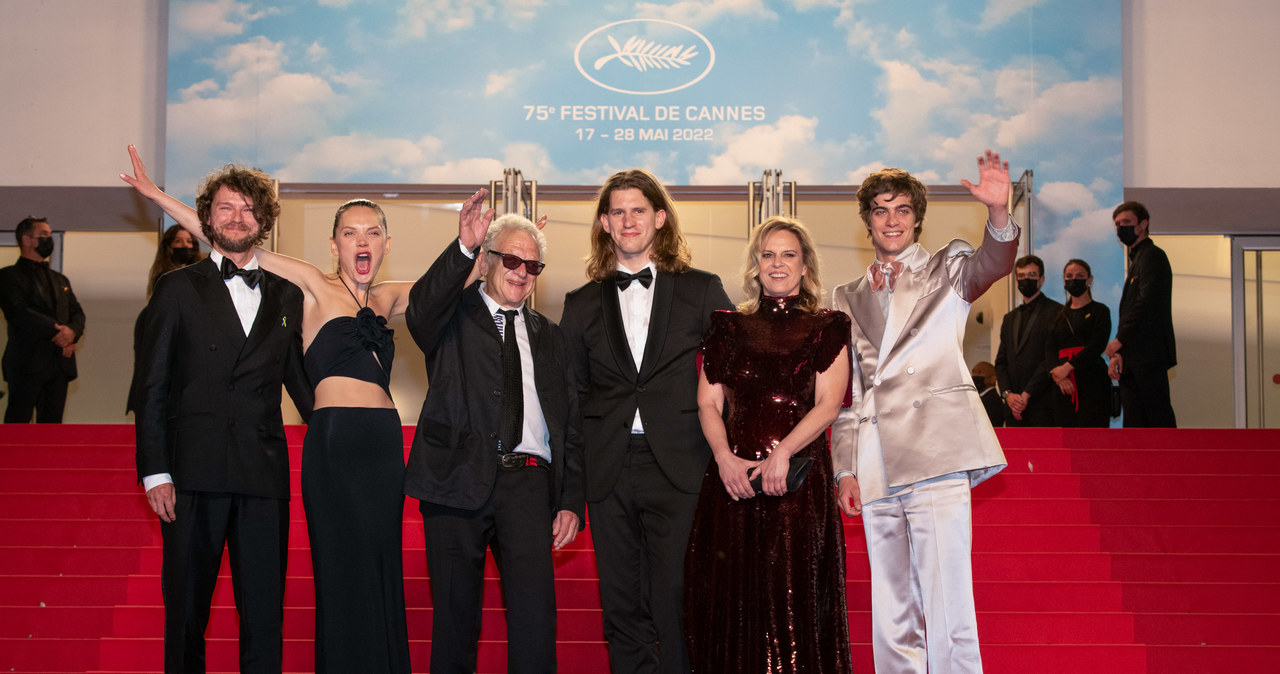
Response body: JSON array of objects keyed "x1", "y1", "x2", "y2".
[{"x1": 134, "y1": 165, "x2": 312, "y2": 673}]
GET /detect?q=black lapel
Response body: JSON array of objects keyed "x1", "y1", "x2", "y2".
[
  {"x1": 27, "y1": 263, "x2": 55, "y2": 311},
  {"x1": 50, "y1": 270, "x2": 70, "y2": 322},
  {"x1": 465, "y1": 283, "x2": 504, "y2": 344},
  {"x1": 600, "y1": 280, "x2": 639, "y2": 380},
  {"x1": 241, "y1": 271, "x2": 280, "y2": 360},
  {"x1": 525, "y1": 307, "x2": 549, "y2": 400},
  {"x1": 191, "y1": 258, "x2": 247, "y2": 350},
  {"x1": 638, "y1": 271, "x2": 674, "y2": 382},
  {"x1": 1016, "y1": 295, "x2": 1045, "y2": 353}
]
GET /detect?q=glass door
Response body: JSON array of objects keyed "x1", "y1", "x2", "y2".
[{"x1": 1232, "y1": 238, "x2": 1280, "y2": 428}]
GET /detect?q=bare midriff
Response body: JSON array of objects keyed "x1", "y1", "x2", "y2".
[{"x1": 314, "y1": 376, "x2": 395, "y2": 410}]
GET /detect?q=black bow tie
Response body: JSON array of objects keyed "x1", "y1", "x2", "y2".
[
  {"x1": 615, "y1": 267, "x2": 653, "y2": 290},
  {"x1": 220, "y1": 256, "x2": 262, "y2": 289}
]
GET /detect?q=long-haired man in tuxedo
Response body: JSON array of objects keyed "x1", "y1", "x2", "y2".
[{"x1": 560, "y1": 169, "x2": 733, "y2": 674}]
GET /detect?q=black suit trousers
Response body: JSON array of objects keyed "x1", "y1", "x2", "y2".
[
  {"x1": 420, "y1": 464, "x2": 557, "y2": 674},
  {"x1": 1120, "y1": 364, "x2": 1177, "y2": 428},
  {"x1": 589, "y1": 435, "x2": 699, "y2": 674},
  {"x1": 160, "y1": 491, "x2": 288, "y2": 674},
  {"x1": 3, "y1": 367, "x2": 68, "y2": 423}
]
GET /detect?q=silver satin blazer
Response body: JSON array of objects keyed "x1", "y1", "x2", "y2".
[{"x1": 832, "y1": 220, "x2": 1020, "y2": 505}]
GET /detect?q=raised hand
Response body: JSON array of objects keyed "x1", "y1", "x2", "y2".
[
  {"x1": 457, "y1": 189, "x2": 496, "y2": 251},
  {"x1": 960, "y1": 150, "x2": 1012, "y2": 226},
  {"x1": 119, "y1": 145, "x2": 163, "y2": 201}
]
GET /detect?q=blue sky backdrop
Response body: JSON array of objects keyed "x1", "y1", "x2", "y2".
[{"x1": 167, "y1": 0, "x2": 1124, "y2": 310}]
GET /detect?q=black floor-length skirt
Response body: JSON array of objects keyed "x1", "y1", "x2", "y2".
[{"x1": 302, "y1": 407, "x2": 410, "y2": 673}]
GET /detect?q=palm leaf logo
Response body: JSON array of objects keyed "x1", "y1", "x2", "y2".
[{"x1": 593, "y1": 35, "x2": 699, "y2": 72}]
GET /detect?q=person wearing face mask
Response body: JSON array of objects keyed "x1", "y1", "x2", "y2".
[
  {"x1": 970, "y1": 361, "x2": 1003, "y2": 427},
  {"x1": 1044, "y1": 259, "x2": 1112, "y2": 427},
  {"x1": 994, "y1": 254, "x2": 1062, "y2": 426},
  {"x1": 0, "y1": 216, "x2": 86, "y2": 423},
  {"x1": 1105, "y1": 201, "x2": 1177, "y2": 427},
  {"x1": 129, "y1": 225, "x2": 208, "y2": 415},
  {"x1": 147, "y1": 224, "x2": 204, "y2": 296}
]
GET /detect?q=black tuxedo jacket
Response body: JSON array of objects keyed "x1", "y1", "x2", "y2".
[
  {"x1": 0, "y1": 257, "x2": 85, "y2": 382},
  {"x1": 1117, "y1": 238, "x2": 1176, "y2": 370},
  {"x1": 560, "y1": 268, "x2": 732, "y2": 501},
  {"x1": 404, "y1": 239, "x2": 585, "y2": 522},
  {"x1": 996, "y1": 291, "x2": 1061, "y2": 424},
  {"x1": 133, "y1": 257, "x2": 311, "y2": 500}
]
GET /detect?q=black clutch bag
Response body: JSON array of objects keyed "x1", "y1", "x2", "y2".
[{"x1": 749, "y1": 456, "x2": 813, "y2": 495}]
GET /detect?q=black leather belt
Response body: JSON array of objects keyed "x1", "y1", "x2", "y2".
[{"x1": 499, "y1": 452, "x2": 549, "y2": 470}]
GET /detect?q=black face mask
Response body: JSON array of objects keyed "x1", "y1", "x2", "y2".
[
  {"x1": 1016, "y1": 278, "x2": 1040, "y2": 299},
  {"x1": 1116, "y1": 225, "x2": 1138, "y2": 246},
  {"x1": 170, "y1": 247, "x2": 198, "y2": 265},
  {"x1": 972, "y1": 375, "x2": 986, "y2": 390},
  {"x1": 34, "y1": 236, "x2": 55, "y2": 259},
  {"x1": 1064, "y1": 279, "x2": 1089, "y2": 298}
]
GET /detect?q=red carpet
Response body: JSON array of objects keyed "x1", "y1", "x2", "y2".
[{"x1": 1, "y1": 425, "x2": 1277, "y2": 673}]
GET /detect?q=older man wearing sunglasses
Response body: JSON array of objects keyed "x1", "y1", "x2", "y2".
[{"x1": 405, "y1": 206, "x2": 585, "y2": 674}]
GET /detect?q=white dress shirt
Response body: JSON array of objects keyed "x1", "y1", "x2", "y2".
[
  {"x1": 618, "y1": 261, "x2": 657, "y2": 433},
  {"x1": 476, "y1": 270, "x2": 552, "y2": 463}
]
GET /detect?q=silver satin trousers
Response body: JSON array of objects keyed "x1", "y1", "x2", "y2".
[{"x1": 862, "y1": 476, "x2": 982, "y2": 674}]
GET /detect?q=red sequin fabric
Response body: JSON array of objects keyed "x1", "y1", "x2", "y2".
[{"x1": 684, "y1": 296, "x2": 854, "y2": 673}]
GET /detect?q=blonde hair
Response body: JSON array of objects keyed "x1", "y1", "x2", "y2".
[
  {"x1": 739, "y1": 216, "x2": 823, "y2": 315},
  {"x1": 585, "y1": 169, "x2": 691, "y2": 281}
]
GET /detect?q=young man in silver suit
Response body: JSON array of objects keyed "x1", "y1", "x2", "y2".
[{"x1": 833, "y1": 151, "x2": 1019, "y2": 674}]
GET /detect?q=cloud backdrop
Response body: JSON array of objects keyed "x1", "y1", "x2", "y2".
[{"x1": 167, "y1": 0, "x2": 1123, "y2": 315}]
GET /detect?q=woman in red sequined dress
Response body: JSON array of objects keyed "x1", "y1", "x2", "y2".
[{"x1": 685, "y1": 216, "x2": 853, "y2": 673}]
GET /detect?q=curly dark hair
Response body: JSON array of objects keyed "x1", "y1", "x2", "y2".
[
  {"x1": 855, "y1": 168, "x2": 928, "y2": 239},
  {"x1": 194, "y1": 164, "x2": 280, "y2": 248}
]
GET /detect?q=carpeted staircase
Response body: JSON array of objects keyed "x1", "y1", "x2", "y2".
[{"x1": 1, "y1": 424, "x2": 1277, "y2": 672}]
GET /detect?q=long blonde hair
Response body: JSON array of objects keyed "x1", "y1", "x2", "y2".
[
  {"x1": 585, "y1": 169, "x2": 692, "y2": 281},
  {"x1": 739, "y1": 216, "x2": 823, "y2": 315}
]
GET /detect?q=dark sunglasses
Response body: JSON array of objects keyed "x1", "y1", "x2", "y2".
[{"x1": 487, "y1": 250, "x2": 546, "y2": 276}]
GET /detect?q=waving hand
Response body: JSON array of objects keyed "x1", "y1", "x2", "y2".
[{"x1": 959, "y1": 149, "x2": 1012, "y2": 229}]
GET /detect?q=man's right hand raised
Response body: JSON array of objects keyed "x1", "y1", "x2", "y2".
[
  {"x1": 457, "y1": 189, "x2": 496, "y2": 251},
  {"x1": 146, "y1": 483, "x2": 177, "y2": 523}
]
